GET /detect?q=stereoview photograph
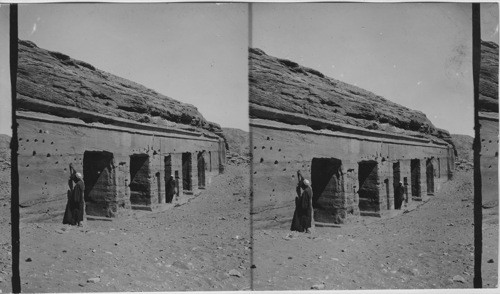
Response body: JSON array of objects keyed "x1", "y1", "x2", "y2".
[
  {"x1": 1, "y1": 3, "x2": 250, "y2": 292},
  {"x1": 249, "y1": 2, "x2": 498, "y2": 290}
]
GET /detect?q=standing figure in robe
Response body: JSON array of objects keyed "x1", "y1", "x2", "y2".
[
  {"x1": 165, "y1": 174, "x2": 177, "y2": 203},
  {"x1": 395, "y1": 181, "x2": 405, "y2": 210},
  {"x1": 291, "y1": 171, "x2": 313, "y2": 233},
  {"x1": 63, "y1": 163, "x2": 85, "y2": 226}
]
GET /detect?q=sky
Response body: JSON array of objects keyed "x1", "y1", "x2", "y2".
[
  {"x1": 0, "y1": 3, "x2": 498, "y2": 136},
  {"x1": 0, "y1": 5, "x2": 10, "y2": 136},
  {"x1": 14, "y1": 3, "x2": 249, "y2": 132},
  {"x1": 252, "y1": 3, "x2": 498, "y2": 137}
]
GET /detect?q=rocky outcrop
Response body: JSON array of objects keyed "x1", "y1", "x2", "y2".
[
  {"x1": 249, "y1": 48, "x2": 453, "y2": 146},
  {"x1": 479, "y1": 41, "x2": 499, "y2": 113},
  {"x1": 222, "y1": 128, "x2": 250, "y2": 166},
  {"x1": 222, "y1": 128, "x2": 250, "y2": 156},
  {"x1": 17, "y1": 39, "x2": 224, "y2": 138},
  {"x1": 451, "y1": 134, "x2": 473, "y2": 171},
  {"x1": 451, "y1": 134, "x2": 473, "y2": 162}
]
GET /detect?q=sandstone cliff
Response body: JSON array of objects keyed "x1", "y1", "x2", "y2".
[
  {"x1": 479, "y1": 41, "x2": 499, "y2": 113},
  {"x1": 451, "y1": 134, "x2": 473, "y2": 162},
  {"x1": 451, "y1": 134, "x2": 473, "y2": 171},
  {"x1": 222, "y1": 128, "x2": 250, "y2": 156},
  {"x1": 17, "y1": 39, "x2": 224, "y2": 138},
  {"x1": 249, "y1": 48, "x2": 453, "y2": 145}
]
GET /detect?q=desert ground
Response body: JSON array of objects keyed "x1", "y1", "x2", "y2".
[
  {"x1": 0, "y1": 132, "x2": 498, "y2": 292},
  {"x1": 252, "y1": 167, "x2": 498, "y2": 290},
  {"x1": 0, "y1": 135, "x2": 11, "y2": 293},
  {"x1": 0, "y1": 157, "x2": 250, "y2": 292}
]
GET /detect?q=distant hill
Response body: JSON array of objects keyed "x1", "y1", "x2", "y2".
[
  {"x1": 451, "y1": 134, "x2": 473, "y2": 163},
  {"x1": 17, "y1": 39, "x2": 224, "y2": 138},
  {"x1": 222, "y1": 128, "x2": 249, "y2": 156}
]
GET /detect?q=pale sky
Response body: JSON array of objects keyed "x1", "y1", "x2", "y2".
[
  {"x1": 0, "y1": 3, "x2": 498, "y2": 136},
  {"x1": 0, "y1": 5, "x2": 10, "y2": 136},
  {"x1": 252, "y1": 3, "x2": 498, "y2": 137},
  {"x1": 15, "y1": 3, "x2": 249, "y2": 131}
]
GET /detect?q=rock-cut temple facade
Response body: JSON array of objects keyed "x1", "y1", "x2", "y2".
[
  {"x1": 249, "y1": 48, "x2": 456, "y2": 225},
  {"x1": 16, "y1": 40, "x2": 226, "y2": 218},
  {"x1": 478, "y1": 40, "x2": 499, "y2": 211}
]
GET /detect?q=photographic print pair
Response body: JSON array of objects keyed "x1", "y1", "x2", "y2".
[{"x1": 0, "y1": 2, "x2": 498, "y2": 292}]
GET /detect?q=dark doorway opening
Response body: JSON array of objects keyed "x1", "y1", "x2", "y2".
[
  {"x1": 198, "y1": 152, "x2": 206, "y2": 188},
  {"x1": 426, "y1": 159, "x2": 435, "y2": 195},
  {"x1": 209, "y1": 151, "x2": 212, "y2": 172},
  {"x1": 129, "y1": 154, "x2": 151, "y2": 205},
  {"x1": 311, "y1": 158, "x2": 344, "y2": 224},
  {"x1": 164, "y1": 155, "x2": 172, "y2": 181},
  {"x1": 411, "y1": 159, "x2": 421, "y2": 197},
  {"x1": 358, "y1": 160, "x2": 379, "y2": 212},
  {"x1": 437, "y1": 158, "x2": 441, "y2": 178},
  {"x1": 384, "y1": 179, "x2": 390, "y2": 210},
  {"x1": 83, "y1": 151, "x2": 116, "y2": 216},
  {"x1": 182, "y1": 152, "x2": 192, "y2": 191},
  {"x1": 393, "y1": 161, "x2": 401, "y2": 209},
  {"x1": 164, "y1": 155, "x2": 173, "y2": 203}
]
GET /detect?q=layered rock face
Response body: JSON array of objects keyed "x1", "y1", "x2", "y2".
[
  {"x1": 451, "y1": 134, "x2": 473, "y2": 171},
  {"x1": 478, "y1": 41, "x2": 499, "y2": 209},
  {"x1": 250, "y1": 48, "x2": 455, "y2": 226},
  {"x1": 222, "y1": 128, "x2": 250, "y2": 156},
  {"x1": 249, "y1": 48, "x2": 452, "y2": 145},
  {"x1": 17, "y1": 39, "x2": 223, "y2": 137},
  {"x1": 479, "y1": 41, "x2": 499, "y2": 113},
  {"x1": 16, "y1": 40, "x2": 226, "y2": 218}
]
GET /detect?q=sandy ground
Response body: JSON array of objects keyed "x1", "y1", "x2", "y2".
[
  {"x1": 0, "y1": 164, "x2": 250, "y2": 292},
  {"x1": 252, "y1": 169, "x2": 498, "y2": 290},
  {"x1": 0, "y1": 164, "x2": 497, "y2": 292},
  {"x1": 0, "y1": 200, "x2": 11, "y2": 293},
  {"x1": 0, "y1": 148, "x2": 12, "y2": 293}
]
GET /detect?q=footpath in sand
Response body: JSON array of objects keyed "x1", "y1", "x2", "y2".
[
  {"x1": 6, "y1": 164, "x2": 250, "y2": 292},
  {"x1": 252, "y1": 169, "x2": 498, "y2": 290}
]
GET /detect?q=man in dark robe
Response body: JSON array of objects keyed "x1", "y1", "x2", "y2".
[
  {"x1": 395, "y1": 181, "x2": 405, "y2": 210},
  {"x1": 72, "y1": 172, "x2": 85, "y2": 226},
  {"x1": 291, "y1": 172, "x2": 313, "y2": 233},
  {"x1": 63, "y1": 163, "x2": 85, "y2": 226},
  {"x1": 62, "y1": 188, "x2": 73, "y2": 225},
  {"x1": 165, "y1": 174, "x2": 177, "y2": 203}
]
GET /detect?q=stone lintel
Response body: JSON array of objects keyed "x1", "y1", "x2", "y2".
[
  {"x1": 17, "y1": 111, "x2": 221, "y2": 143},
  {"x1": 251, "y1": 118, "x2": 450, "y2": 150},
  {"x1": 478, "y1": 111, "x2": 499, "y2": 122}
]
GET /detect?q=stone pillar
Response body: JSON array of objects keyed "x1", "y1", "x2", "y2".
[
  {"x1": 148, "y1": 153, "x2": 159, "y2": 205},
  {"x1": 115, "y1": 155, "x2": 131, "y2": 211},
  {"x1": 191, "y1": 151, "x2": 198, "y2": 193},
  {"x1": 379, "y1": 159, "x2": 392, "y2": 211},
  {"x1": 419, "y1": 159, "x2": 428, "y2": 201},
  {"x1": 345, "y1": 164, "x2": 359, "y2": 216},
  {"x1": 447, "y1": 146, "x2": 455, "y2": 180},
  {"x1": 401, "y1": 159, "x2": 412, "y2": 206},
  {"x1": 172, "y1": 153, "x2": 183, "y2": 199},
  {"x1": 219, "y1": 139, "x2": 226, "y2": 174}
]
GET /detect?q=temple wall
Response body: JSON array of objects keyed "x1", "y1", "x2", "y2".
[
  {"x1": 479, "y1": 112, "x2": 499, "y2": 208},
  {"x1": 17, "y1": 111, "x2": 225, "y2": 217},
  {"x1": 251, "y1": 118, "x2": 454, "y2": 224}
]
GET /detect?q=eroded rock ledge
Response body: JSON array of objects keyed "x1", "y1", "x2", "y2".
[
  {"x1": 479, "y1": 40, "x2": 499, "y2": 113},
  {"x1": 249, "y1": 47, "x2": 454, "y2": 147},
  {"x1": 17, "y1": 39, "x2": 224, "y2": 139}
]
